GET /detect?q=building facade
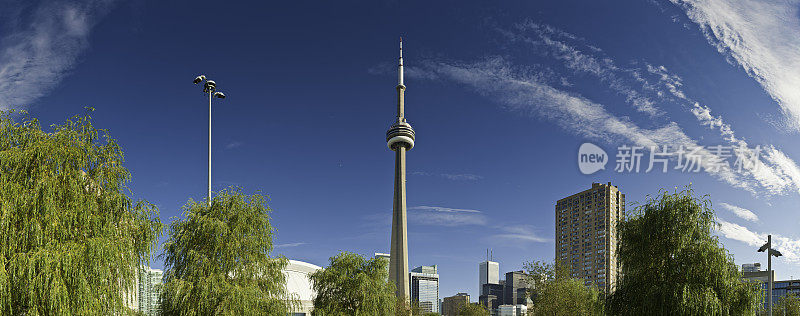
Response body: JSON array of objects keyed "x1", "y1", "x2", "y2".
[
  {"x1": 758, "y1": 279, "x2": 800, "y2": 308},
  {"x1": 498, "y1": 304, "x2": 527, "y2": 316},
  {"x1": 555, "y1": 182, "x2": 625, "y2": 292},
  {"x1": 479, "y1": 260, "x2": 500, "y2": 294},
  {"x1": 283, "y1": 260, "x2": 322, "y2": 315},
  {"x1": 503, "y1": 271, "x2": 530, "y2": 306},
  {"x1": 138, "y1": 267, "x2": 163, "y2": 316},
  {"x1": 742, "y1": 263, "x2": 761, "y2": 272},
  {"x1": 442, "y1": 293, "x2": 470, "y2": 316},
  {"x1": 410, "y1": 265, "x2": 440, "y2": 313}
]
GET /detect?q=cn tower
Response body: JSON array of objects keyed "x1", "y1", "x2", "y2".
[{"x1": 387, "y1": 37, "x2": 415, "y2": 301}]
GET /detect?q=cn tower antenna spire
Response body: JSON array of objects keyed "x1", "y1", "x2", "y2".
[{"x1": 398, "y1": 37, "x2": 404, "y2": 91}]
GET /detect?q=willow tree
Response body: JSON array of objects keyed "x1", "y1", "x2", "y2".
[
  {"x1": 524, "y1": 260, "x2": 603, "y2": 315},
  {"x1": 0, "y1": 111, "x2": 162, "y2": 314},
  {"x1": 160, "y1": 187, "x2": 293, "y2": 315},
  {"x1": 606, "y1": 188, "x2": 761, "y2": 315},
  {"x1": 310, "y1": 251, "x2": 396, "y2": 315}
]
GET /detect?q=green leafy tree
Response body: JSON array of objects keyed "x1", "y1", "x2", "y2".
[
  {"x1": 524, "y1": 260, "x2": 603, "y2": 316},
  {"x1": 160, "y1": 187, "x2": 293, "y2": 315},
  {"x1": 455, "y1": 303, "x2": 489, "y2": 316},
  {"x1": 606, "y1": 187, "x2": 761, "y2": 315},
  {"x1": 310, "y1": 251, "x2": 396, "y2": 315},
  {"x1": 0, "y1": 111, "x2": 162, "y2": 314},
  {"x1": 775, "y1": 292, "x2": 800, "y2": 316}
]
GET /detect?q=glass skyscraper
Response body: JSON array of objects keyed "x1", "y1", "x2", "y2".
[{"x1": 410, "y1": 265, "x2": 439, "y2": 313}]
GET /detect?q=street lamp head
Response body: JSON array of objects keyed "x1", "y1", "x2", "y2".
[
  {"x1": 204, "y1": 80, "x2": 216, "y2": 93},
  {"x1": 758, "y1": 243, "x2": 769, "y2": 252},
  {"x1": 213, "y1": 92, "x2": 225, "y2": 99},
  {"x1": 193, "y1": 75, "x2": 206, "y2": 84},
  {"x1": 770, "y1": 249, "x2": 783, "y2": 257}
]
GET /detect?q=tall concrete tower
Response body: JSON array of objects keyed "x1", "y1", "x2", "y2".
[{"x1": 387, "y1": 37, "x2": 415, "y2": 301}]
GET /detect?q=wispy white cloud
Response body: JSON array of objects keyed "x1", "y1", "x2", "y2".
[
  {"x1": 441, "y1": 173, "x2": 483, "y2": 181},
  {"x1": 411, "y1": 21, "x2": 800, "y2": 198},
  {"x1": 502, "y1": 21, "x2": 661, "y2": 116},
  {"x1": 416, "y1": 57, "x2": 786, "y2": 195},
  {"x1": 717, "y1": 218, "x2": 800, "y2": 264},
  {"x1": 275, "y1": 242, "x2": 308, "y2": 248},
  {"x1": 644, "y1": 61, "x2": 800, "y2": 196},
  {"x1": 718, "y1": 202, "x2": 759, "y2": 222},
  {"x1": 225, "y1": 141, "x2": 244, "y2": 149},
  {"x1": 668, "y1": 0, "x2": 800, "y2": 130},
  {"x1": 0, "y1": 0, "x2": 116, "y2": 109},
  {"x1": 408, "y1": 206, "x2": 488, "y2": 226},
  {"x1": 411, "y1": 171, "x2": 483, "y2": 181},
  {"x1": 489, "y1": 225, "x2": 551, "y2": 243}
]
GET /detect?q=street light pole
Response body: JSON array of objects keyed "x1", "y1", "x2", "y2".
[
  {"x1": 769, "y1": 234, "x2": 773, "y2": 316},
  {"x1": 759, "y1": 234, "x2": 783, "y2": 316},
  {"x1": 208, "y1": 88, "x2": 212, "y2": 204},
  {"x1": 193, "y1": 75, "x2": 226, "y2": 206}
]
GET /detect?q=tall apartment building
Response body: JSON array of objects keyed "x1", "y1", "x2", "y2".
[
  {"x1": 442, "y1": 293, "x2": 470, "y2": 316},
  {"x1": 555, "y1": 182, "x2": 625, "y2": 292},
  {"x1": 410, "y1": 265, "x2": 440, "y2": 313},
  {"x1": 138, "y1": 267, "x2": 163, "y2": 316}
]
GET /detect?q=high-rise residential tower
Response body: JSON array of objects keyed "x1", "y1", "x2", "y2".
[
  {"x1": 555, "y1": 182, "x2": 625, "y2": 293},
  {"x1": 387, "y1": 38, "x2": 415, "y2": 301},
  {"x1": 138, "y1": 266, "x2": 163, "y2": 316}
]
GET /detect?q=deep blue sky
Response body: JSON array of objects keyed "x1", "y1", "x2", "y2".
[{"x1": 3, "y1": 0, "x2": 800, "y2": 300}]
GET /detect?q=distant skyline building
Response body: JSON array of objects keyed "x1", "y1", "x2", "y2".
[
  {"x1": 479, "y1": 258, "x2": 503, "y2": 312},
  {"x1": 555, "y1": 182, "x2": 625, "y2": 292},
  {"x1": 743, "y1": 263, "x2": 762, "y2": 272},
  {"x1": 138, "y1": 266, "x2": 163, "y2": 316},
  {"x1": 442, "y1": 293, "x2": 470, "y2": 316},
  {"x1": 375, "y1": 252, "x2": 391, "y2": 280},
  {"x1": 410, "y1": 265, "x2": 440, "y2": 313},
  {"x1": 479, "y1": 259, "x2": 500, "y2": 295},
  {"x1": 503, "y1": 271, "x2": 530, "y2": 306},
  {"x1": 387, "y1": 37, "x2": 416, "y2": 301},
  {"x1": 498, "y1": 304, "x2": 527, "y2": 316}
]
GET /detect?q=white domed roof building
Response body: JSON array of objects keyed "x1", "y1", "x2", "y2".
[{"x1": 283, "y1": 260, "x2": 322, "y2": 315}]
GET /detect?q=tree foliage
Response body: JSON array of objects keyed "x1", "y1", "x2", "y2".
[
  {"x1": 775, "y1": 292, "x2": 800, "y2": 316},
  {"x1": 160, "y1": 187, "x2": 293, "y2": 315},
  {"x1": 606, "y1": 187, "x2": 761, "y2": 315},
  {"x1": 0, "y1": 111, "x2": 162, "y2": 314},
  {"x1": 310, "y1": 251, "x2": 396, "y2": 315},
  {"x1": 524, "y1": 260, "x2": 603, "y2": 316},
  {"x1": 455, "y1": 303, "x2": 488, "y2": 316}
]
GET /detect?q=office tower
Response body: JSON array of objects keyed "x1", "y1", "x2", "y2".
[
  {"x1": 442, "y1": 293, "x2": 470, "y2": 316},
  {"x1": 387, "y1": 37, "x2": 416, "y2": 301},
  {"x1": 479, "y1": 259, "x2": 503, "y2": 313},
  {"x1": 742, "y1": 263, "x2": 762, "y2": 272},
  {"x1": 138, "y1": 267, "x2": 163, "y2": 316},
  {"x1": 503, "y1": 271, "x2": 530, "y2": 306},
  {"x1": 555, "y1": 182, "x2": 625, "y2": 292},
  {"x1": 479, "y1": 260, "x2": 500, "y2": 295},
  {"x1": 410, "y1": 265, "x2": 440, "y2": 313}
]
